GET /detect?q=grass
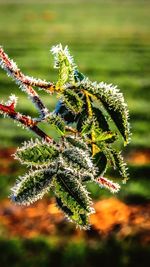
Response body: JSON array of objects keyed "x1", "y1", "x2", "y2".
[
  {"x1": 0, "y1": 0, "x2": 149, "y2": 148},
  {"x1": 0, "y1": 0, "x2": 149, "y2": 198},
  {"x1": 0, "y1": 236, "x2": 149, "y2": 267}
]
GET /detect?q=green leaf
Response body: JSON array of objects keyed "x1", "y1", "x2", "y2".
[
  {"x1": 76, "y1": 109, "x2": 87, "y2": 132},
  {"x1": 96, "y1": 142, "x2": 116, "y2": 169},
  {"x1": 52, "y1": 168, "x2": 94, "y2": 228},
  {"x1": 56, "y1": 196, "x2": 73, "y2": 217},
  {"x1": 81, "y1": 118, "x2": 93, "y2": 135},
  {"x1": 95, "y1": 131, "x2": 118, "y2": 143},
  {"x1": 15, "y1": 139, "x2": 59, "y2": 167},
  {"x1": 62, "y1": 146, "x2": 94, "y2": 171},
  {"x1": 57, "y1": 61, "x2": 70, "y2": 88},
  {"x1": 11, "y1": 167, "x2": 56, "y2": 205},
  {"x1": 81, "y1": 172, "x2": 95, "y2": 182},
  {"x1": 62, "y1": 89, "x2": 84, "y2": 114},
  {"x1": 86, "y1": 81, "x2": 131, "y2": 144},
  {"x1": 65, "y1": 135, "x2": 88, "y2": 151},
  {"x1": 51, "y1": 44, "x2": 77, "y2": 88},
  {"x1": 46, "y1": 113, "x2": 65, "y2": 135},
  {"x1": 93, "y1": 151, "x2": 107, "y2": 176},
  {"x1": 111, "y1": 149, "x2": 129, "y2": 183},
  {"x1": 92, "y1": 106, "x2": 110, "y2": 132},
  {"x1": 74, "y1": 70, "x2": 85, "y2": 83}
]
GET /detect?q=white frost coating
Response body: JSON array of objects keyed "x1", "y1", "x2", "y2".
[
  {"x1": 6, "y1": 94, "x2": 18, "y2": 107},
  {"x1": 0, "y1": 48, "x2": 49, "y2": 120},
  {"x1": 80, "y1": 78, "x2": 131, "y2": 144},
  {"x1": 97, "y1": 176, "x2": 120, "y2": 193},
  {"x1": 10, "y1": 167, "x2": 56, "y2": 205},
  {"x1": 50, "y1": 43, "x2": 76, "y2": 70},
  {"x1": 14, "y1": 138, "x2": 59, "y2": 167}
]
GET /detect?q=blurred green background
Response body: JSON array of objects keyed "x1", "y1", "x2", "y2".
[{"x1": 0, "y1": 0, "x2": 150, "y2": 266}]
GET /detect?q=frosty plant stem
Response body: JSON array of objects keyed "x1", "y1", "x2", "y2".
[
  {"x1": 0, "y1": 44, "x2": 131, "y2": 229},
  {"x1": 0, "y1": 98, "x2": 52, "y2": 142}
]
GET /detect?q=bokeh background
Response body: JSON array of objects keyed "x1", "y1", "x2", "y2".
[{"x1": 0, "y1": 0, "x2": 150, "y2": 266}]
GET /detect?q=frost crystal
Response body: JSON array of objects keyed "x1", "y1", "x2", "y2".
[{"x1": 0, "y1": 44, "x2": 131, "y2": 229}]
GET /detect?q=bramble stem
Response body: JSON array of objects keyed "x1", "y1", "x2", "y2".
[
  {"x1": 0, "y1": 47, "x2": 54, "y2": 119},
  {"x1": 0, "y1": 102, "x2": 52, "y2": 142},
  {"x1": 97, "y1": 177, "x2": 120, "y2": 193},
  {"x1": 0, "y1": 47, "x2": 55, "y2": 90}
]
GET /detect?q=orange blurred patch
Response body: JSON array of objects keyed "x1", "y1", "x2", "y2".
[
  {"x1": 90, "y1": 198, "x2": 130, "y2": 233},
  {"x1": 90, "y1": 198, "x2": 150, "y2": 242},
  {"x1": 0, "y1": 147, "x2": 17, "y2": 174},
  {"x1": 41, "y1": 11, "x2": 55, "y2": 21},
  {"x1": 0, "y1": 197, "x2": 149, "y2": 244},
  {"x1": 126, "y1": 149, "x2": 150, "y2": 165}
]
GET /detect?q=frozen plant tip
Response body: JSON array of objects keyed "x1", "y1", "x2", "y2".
[
  {"x1": 0, "y1": 44, "x2": 131, "y2": 229},
  {"x1": 96, "y1": 177, "x2": 120, "y2": 193}
]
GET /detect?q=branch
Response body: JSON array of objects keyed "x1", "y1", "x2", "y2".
[
  {"x1": 96, "y1": 176, "x2": 120, "y2": 193},
  {"x1": 21, "y1": 84, "x2": 49, "y2": 120},
  {"x1": 0, "y1": 47, "x2": 54, "y2": 119},
  {"x1": 0, "y1": 100, "x2": 52, "y2": 143},
  {"x1": 0, "y1": 47, "x2": 55, "y2": 90},
  {"x1": 65, "y1": 125, "x2": 78, "y2": 134}
]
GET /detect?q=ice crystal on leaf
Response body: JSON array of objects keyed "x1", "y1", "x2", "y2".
[{"x1": 0, "y1": 44, "x2": 131, "y2": 229}]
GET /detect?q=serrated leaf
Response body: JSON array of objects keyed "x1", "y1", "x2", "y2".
[
  {"x1": 51, "y1": 44, "x2": 77, "y2": 88},
  {"x1": 93, "y1": 151, "x2": 107, "y2": 176},
  {"x1": 56, "y1": 61, "x2": 70, "y2": 88},
  {"x1": 56, "y1": 170, "x2": 90, "y2": 210},
  {"x1": 81, "y1": 118, "x2": 93, "y2": 135},
  {"x1": 52, "y1": 168, "x2": 93, "y2": 228},
  {"x1": 62, "y1": 146, "x2": 94, "y2": 171},
  {"x1": 92, "y1": 106, "x2": 110, "y2": 132},
  {"x1": 76, "y1": 109, "x2": 87, "y2": 132},
  {"x1": 54, "y1": 100, "x2": 76, "y2": 124},
  {"x1": 111, "y1": 149, "x2": 129, "y2": 183},
  {"x1": 15, "y1": 140, "x2": 59, "y2": 167},
  {"x1": 65, "y1": 135, "x2": 88, "y2": 151},
  {"x1": 46, "y1": 113, "x2": 65, "y2": 135},
  {"x1": 74, "y1": 70, "x2": 85, "y2": 83},
  {"x1": 86, "y1": 82, "x2": 130, "y2": 144},
  {"x1": 95, "y1": 131, "x2": 118, "y2": 143},
  {"x1": 96, "y1": 142, "x2": 116, "y2": 169},
  {"x1": 11, "y1": 167, "x2": 56, "y2": 205},
  {"x1": 62, "y1": 89, "x2": 84, "y2": 114},
  {"x1": 56, "y1": 196, "x2": 73, "y2": 217}
]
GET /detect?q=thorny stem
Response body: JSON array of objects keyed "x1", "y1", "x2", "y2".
[
  {"x1": 97, "y1": 177, "x2": 120, "y2": 193},
  {"x1": 65, "y1": 125, "x2": 78, "y2": 134},
  {"x1": 0, "y1": 48, "x2": 79, "y2": 141},
  {"x1": 0, "y1": 47, "x2": 55, "y2": 90},
  {"x1": 0, "y1": 47, "x2": 54, "y2": 119},
  {"x1": 0, "y1": 102, "x2": 52, "y2": 143},
  {"x1": 0, "y1": 44, "x2": 130, "y2": 229}
]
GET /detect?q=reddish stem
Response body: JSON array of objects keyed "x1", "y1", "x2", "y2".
[
  {"x1": 0, "y1": 103, "x2": 52, "y2": 143},
  {"x1": 0, "y1": 47, "x2": 55, "y2": 91},
  {"x1": 97, "y1": 177, "x2": 120, "y2": 193}
]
